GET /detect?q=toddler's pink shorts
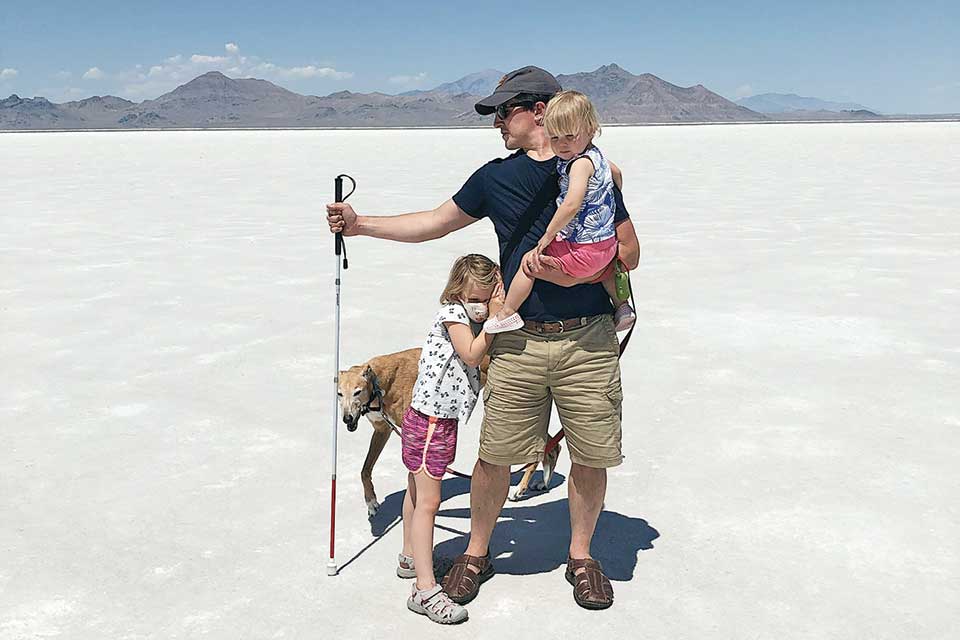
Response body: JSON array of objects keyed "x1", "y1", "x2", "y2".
[{"x1": 543, "y1": 236, "x2": 618, "y2": 281}]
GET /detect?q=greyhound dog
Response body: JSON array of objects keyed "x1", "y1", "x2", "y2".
[{"x1": 338, "y1": 348, "x2": 560, "y2": 518}]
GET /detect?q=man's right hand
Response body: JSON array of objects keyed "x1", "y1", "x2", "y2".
[{"x1": 326, "y1": 202, "x2": 360, "y2": 236}]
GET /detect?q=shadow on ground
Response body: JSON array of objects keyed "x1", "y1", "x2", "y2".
[
  {"x1": 369, "y1": 467, "x2": 565, "y2": 536},
  {"x1": 434, "y1": 498, "x2": 658, "y2": 581},
  {"x1": 363, "y1": 468, "x2": 658, "y2": 581}
]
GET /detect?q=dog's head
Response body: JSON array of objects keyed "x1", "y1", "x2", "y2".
[{"x1": 337, "y1": 365, "x2": 376, "y2": 432}]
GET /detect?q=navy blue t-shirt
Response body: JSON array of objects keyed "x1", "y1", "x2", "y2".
[{"x1": 453, "y1": 150, "x2": 630, "y2": 322}]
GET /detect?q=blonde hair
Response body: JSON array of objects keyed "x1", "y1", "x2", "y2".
[
  {"x1": 543, "y1": 90, "x2": 601, "y2": 139},
  {"x1": 440, "y1": 254, "x2": 499, "y2": 304}
]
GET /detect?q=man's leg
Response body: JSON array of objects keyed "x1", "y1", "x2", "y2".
[
  {"x1": 441, "y1": 459, "x2": 511, "y2": 603},
  {"x1": 568, "y1": 463, "x2": 607, "y2": 561},
  {"x1": 464, "y1": 459, "x2": 511, "y2": 557},
  {"x1": 442, "y1": 329, "x2": 551, "y2": 604},
  {"x1": 548, "y1": 316, "x2": 622, "y2": 609}
]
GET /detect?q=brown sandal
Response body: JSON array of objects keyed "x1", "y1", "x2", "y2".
[
  {"x1": 441, "y1": 553, "x2": 494, "y2": 604},
  {"x1": 565, "y1": 557, "x2": 614, "y2": 610}
]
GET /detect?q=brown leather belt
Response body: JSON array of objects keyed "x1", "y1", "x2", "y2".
[{"x1": 523, "y1": 316, "x2": 595, "y2": 334}]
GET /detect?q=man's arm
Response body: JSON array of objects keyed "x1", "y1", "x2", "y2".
[
  {"x1": 326, "y1": 198, "x2": 478, "y2": 243},
  {"x1": 609, "y1": 161, "x2": 623, "y2": 190},
  {"x1": 615, "y1": 217, "x2": 640, "y2": 270}
]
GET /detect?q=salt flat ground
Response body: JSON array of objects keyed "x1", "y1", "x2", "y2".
[{"x1": 1, "y1": 123, "x2": 958, "y2": 639}]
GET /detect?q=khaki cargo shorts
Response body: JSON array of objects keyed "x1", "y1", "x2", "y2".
[{"x1": 479, "y1": 314, "x2": 624, "y2": 469}]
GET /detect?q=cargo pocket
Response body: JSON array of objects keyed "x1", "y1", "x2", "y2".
[{"x1": 605, "y1": 384, "x2": 623, "y2": 420}]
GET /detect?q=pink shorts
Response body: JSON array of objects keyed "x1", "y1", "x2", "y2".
[
  {"x1": 401, "y1": 407, "x2": 459, "y2": 479},
  {"x1": 543, "y1": 236, "x2": 618, "y2": 280}
]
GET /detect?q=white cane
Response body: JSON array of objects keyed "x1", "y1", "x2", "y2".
[{"x1": 328, "y1": 173, "x2": 355, "y2": 577}]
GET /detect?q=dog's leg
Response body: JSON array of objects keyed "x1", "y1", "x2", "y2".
[
  {"x1": 533, "y1": 443, "x2": 561, "y2": 491},
  {"x1": 361, "y1": 424, "x2": 391, "y2": 518},
  {"x1": 509, "y1": 463, "x2": 538, "y2": 502}
]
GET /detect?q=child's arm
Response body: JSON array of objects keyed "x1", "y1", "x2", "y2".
[
  {"x1": 445, "y1": 323, "x2": 494, "y2": 368},
  {"x1": 609, "y1": 161, "x2": 623, "y2": 190},
  {"x1": 536, "y1": 157, "x2": 594, "y2": 252}
]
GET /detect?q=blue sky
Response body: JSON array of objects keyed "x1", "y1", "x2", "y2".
[{"x1": 0, "y1": 0, "x2": 957, "y2": 113}]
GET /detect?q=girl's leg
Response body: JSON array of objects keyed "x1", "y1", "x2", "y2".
[
  {"x1": 401, "y1": 472, "x2": 417, "y2": 557},
  {"x1": 495, "y1": 267, "x2": 534, "y2": 320},
  {"x1": 411, "y1": 471, "x2": 443, "y2": 590}
]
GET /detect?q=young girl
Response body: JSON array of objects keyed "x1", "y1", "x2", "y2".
[
  {"x1": 483, "y1": 90, "x2": 636, "y2": 334},
  {"x1": 397, "y1": 253, "x2": 499, "y2": 625}
]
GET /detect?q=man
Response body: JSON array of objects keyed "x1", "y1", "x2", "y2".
[{"x1": 327, "y1": 66, "x2": 639, "y2": 610}]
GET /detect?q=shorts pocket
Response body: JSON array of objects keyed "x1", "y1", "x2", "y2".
[{"x1": 605, "y1": 384, "x2": 623, "y2": 419}]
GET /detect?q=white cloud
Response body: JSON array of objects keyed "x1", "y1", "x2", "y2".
[
  {"x1": 389, "y1": 72, "x2": 429, "y2": 86},
  {"x1": 55, "y1": 70, "x2": 72, "y2": 80},
  {"x1": 225, "y1": 43, "x2": 239, "y2": 55},
  {"x1": 190, "y1": 54, "x2": 229, "y2": 64},
  {"x1": 732, "y1": 84, "x2": 754, "y2": 99},
  {"x1": 282, "y1": 65, "x2": 352, "y2": 79},
  {"x1": 83, "y1": 67, "x2": 105, "y2": 80},
  {"x1": 1, "y1": 68, "x2": 19, "y2": 80}
]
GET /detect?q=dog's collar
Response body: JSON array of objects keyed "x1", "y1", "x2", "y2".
[
  {"x1": 359, "y1": 373, "x2": 385, "y2": 417},
  {"x1": 356, "y1": 372, "x2": 402, "y2": 432}
]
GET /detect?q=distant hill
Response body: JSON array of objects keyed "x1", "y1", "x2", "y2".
[
  {"x1": 1, "y1": 65, "x2": 768, "y2": 130},
  {"x1": 559, "y1": 64, "x2": 765, "y2": 123},
  {"x1": 0, "y1": 95, "x2": 84, "y2": 128},
  {"x1": 119, "y1": 72, "x2": 312, "y2": 127},
  {"x1": 402, "y1": 69, "x2": 505, "y2": 97},
  {"x1": 736, "y1": 93, "x2": 874, "y2": 114}
]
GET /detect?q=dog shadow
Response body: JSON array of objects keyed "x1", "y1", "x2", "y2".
[
  {"x1": 368, "y1": 467, "x2": 566, "y2": 537},
  {"x1": 434, "y1": 499, "x2": 659, "y2": 581}
]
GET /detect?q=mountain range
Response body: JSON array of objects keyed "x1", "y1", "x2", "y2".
[
  {"x1": 0, "y1": 64, "x2": 885, "y2": 130},
  {"x1": 735, "y1": 92, "x2": 880, "y2": 119}
]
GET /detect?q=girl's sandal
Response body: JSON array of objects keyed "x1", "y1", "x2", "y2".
[
  {"x1": 407, "y1": 584, "x2": 468, "y2": 624},
  {"x1": 397, "y1": 553, "x2": 416, "y2": 579}
]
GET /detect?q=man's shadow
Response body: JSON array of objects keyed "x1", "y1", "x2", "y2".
[{"x1": 434, "y1": 499, "x2": 658, "y2": 581}]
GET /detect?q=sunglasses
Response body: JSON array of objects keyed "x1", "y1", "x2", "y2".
[{"x1": 494, "y1": 101, "x2": 534, "y2": 120}]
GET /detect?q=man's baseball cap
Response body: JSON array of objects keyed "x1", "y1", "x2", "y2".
[{"x1": 474, "y1": 66, "x2": 562, "y2": 115}]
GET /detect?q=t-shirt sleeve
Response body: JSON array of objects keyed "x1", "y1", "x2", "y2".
[
  {"x1": 437, "y1": 304, "x2": 470, "y2": 325},
  {"x1": 452, "y1": 164, "x2": 488, "y2": 219},
  {"x1": 613, "y1": 184, "x2": 630, "y2": 222}
]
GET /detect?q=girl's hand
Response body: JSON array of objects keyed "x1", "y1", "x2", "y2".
[{"x1": 489, "y1": 271, "x2": 506, "y2": 317}]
